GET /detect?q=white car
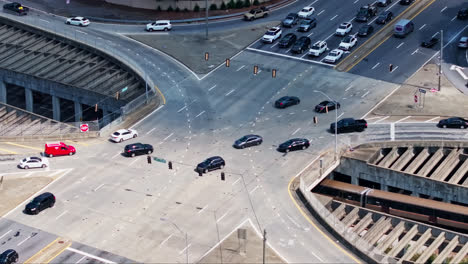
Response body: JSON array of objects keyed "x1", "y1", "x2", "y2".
[
  {"x1": 262, "y1": 27, "x2": 282, "y2": 43},
  {"x1": 298, "y1": 6, "x2": 315, "y2": 18},
  {"x1": 323, "y1": 49, "x2": 344, "y2": 63},
  {"x1": 18, "y1": 157, "x2": 49, "y2": 169},
  {"x1": 146, "y1": 20, "x2": 172, "y2": 31},
  {"x1": 110, "y1": 129, "x2": 138, "y2": 143},
  {"x1": 338, "y1": 35, "x2": 357, "y2": 51},
  {"x1": 335, "y1": 22, "x2": 352, "y2": 36},
  {"x1": 308, "y1": 41, "x2": 328, "y2": 56},
  {"x1": 65, "y1": 17, "x2": 90, "y2": 27}
]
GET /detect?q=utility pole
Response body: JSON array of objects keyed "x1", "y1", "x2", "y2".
[
  {"x1": 205, "y1": 0, "x2": 209, "y2": 40},
  {"x1": 438, "y1": 30, "x2": 443, "y2": 92},
  {"x1": 262, "y1": 229, "x2": 267, "y2": 264}
]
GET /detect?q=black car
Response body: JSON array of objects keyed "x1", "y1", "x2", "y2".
[
  {"x1": 358, "y1": 25, "x2": 374, "y2": 37},
  {"x1": 330, "y1": 118, "x2": 367, "y2": 133},
  {"x1": 282, "y1": 13, "x2": 299, "y2": 27},
  {"x1": 233, "y1": 135, "x2": 263, "y2": 149},
  {"x1": 25, "y1": 192, "x2": 55, "y2": 215},
  {"x1": 0, "y1": 250, "x2": 18, "y2": 264},
  {"x1": 291, "y1": 36, "x2": 311, "y2": 54},
  {"x1": 3, "y1": 2, "x2": 28, "y2": 15},
  {"x1": 421, "y1": 37, "x2": 439, "y2": 48},
  {"x1": 399, "y1": 0, "x2": 413, "y2": 5},
  {"x1": 298, "y1": 18, "x2": 316, "y2": 32},
  {"x1": 437, "y1": 117, "x2": 468, "y2": 129},
  {"x1": 457, "y1": 8, "x2": 468, "y2": 20},
  {"x1": 277, "y1": 138, "x2": 310, "y2": 152},
  {"x1": 376, "y1": 11, "x2": 393, "y2": 24},
  {"x1": 377, "y1": 0, "x2": 391, "y2": 7},
  {"x1": 315, "y1": 101, "x2": 341, "y2": 113},
  {"x1": 196, "y1": 156, "x2": 225, "y2": 173},
  {"x1": 278, "y1": 33, "x2": 297, "y2": 48},
  {"x1": 274, "y1": 96, "x2": 300, "y2": 108},
  {"x1": 124, "y1": 143, "x2": 153, "y2": 157}
]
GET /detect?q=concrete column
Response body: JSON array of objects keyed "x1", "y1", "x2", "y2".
[
  {"x1": 351, "y1": 176, "x2": 359, "y2": 185},
  {"x1": 381, "y1": 184, "x2": 388, "y2": 191},
  {"x1": 74, "y1": 101, "x2": 82, "y2": 122},
  {"x1": 25, "y1": 88, "x2": 33, "y2": 112},
  {"x1": 0, "y1": 81, "x2": 6, "y2": 104},
  {"x1": 52, "y1": 95, "x2": 60, "y2": 121},
  {"x1": 103, "y1": 108, "x2": 111, "y2": 127}
]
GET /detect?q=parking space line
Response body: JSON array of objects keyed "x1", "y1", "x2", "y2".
[
  {"x1": 249, "y1": 185, "x2": 260, "y2": 194},
  {"x1": 440, "y1": 6, "x2": 447, "y2": 12},
  {"x1": 208, "y1": 84, "x2": 217, "y2": 91},
  {"x1": 361, "y1": 91, "x2": 370, "y2": 98},
  {"x1": 374, "y1": 116, "x2": 390, "y2": 123},
  {"x1": 345, "y1": 85, "x2": 353, "y2": 91},
  {"x1": 179, "y1": 243, "x2": 192, "y2": 255},
  {"x1": 330, "y1": 15, "x2": 338, "y2": 20},
  {"x1": 371, "y1": 62, "x2": 380, "y2": 69},
  {"x1": 146, "y1": 127, "x2": 156, "y2": 135},
  {"x1": 337, "y1": 113, "x2": 344, "y2": 119},
  {"x1": 195, "y1": 111, "x2": 205, "y2": 118},
  {"x1": 93, "y1": 184, "x2": 105, "y2": 192},
  {"x1": 0, "y1": 230, "x2": 11, "y2": 240},
  {"x1": 111, "y1": 151, "x2": 121, "y2": 159},
  {"x1": 390, "y1": 65, "x2": 398, "y2": 72},
  {"x1": 396, "y1": 42, "x2": 404, "y2": 49},
  {"x1": 163, "y1": 133, "x2": 174, "y2": 141},
  {"x1": 411, "y1": 49, "x2": 419, "y2": 55},
  {"x1": 419, "y1": 24, "x2": 426, "y2": 30},
  {"x1": 307, "y1": 32, "x2": 314, "y2": 37},
  {"x1": 198, "y1": 205, "x2": 208, "y2": 214},
  {"x1": 236, "y1": 65, "x2": 245, "y2": 71},
  {"x1": 395, "y1": 116, "x2": 412, "y2": 123},
  {"x1": 292, "y1": 128, "x2": 301, "y2": 135},
  {"x1": 66, "y1": 247, "x2": 116, "y2": 263},
  {"x1": 177, "y1": 106, "x2": 187, "y2": 113},
  {"x1": 451, "y1": 16, "x2": 457, "y2": 21},
  {"x1": 5, "y1": 142, "x2": 42, "y2": 151},
  {"x1": 76, "y1": 256, "x2": 86, "y2": 263},
  {"x1": 317, "y1": 10, "x2": 325, "y2": 16},
  {"x1": 232, "y1": 177, "x2": 241, "y2": 185},
  {"x1": 159, "y1": 234, "x2": 173, "y2": 247},
  {"x1": 425, "y1": 116, "x2": 440, "y2": 122},
  {"x1": 129, "y1": 157, "x2": 141, "y2": 166},
  {"x1": 226, "y1": 89, "x2": 235, "y2": 96},
  {"x1": 55, "y1": 210, "x2": 68, "y2": 220},
  {"x1": 0, "y1": 147, "x2": 18, "y2": 154},
  {"x1": 217, "y1": 211, "x2": 230, "y2": 222}
]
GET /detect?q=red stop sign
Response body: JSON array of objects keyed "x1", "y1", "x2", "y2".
[
  {"x1": 414, "y1": 95, "x2": 418, "y2": 103},
  {"x1": 80, "y1": 124, "x2": 89, "y2": 132}
]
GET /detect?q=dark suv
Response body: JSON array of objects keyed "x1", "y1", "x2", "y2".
[
  {"x1": 291, "y1": 36, "x2": 311, "y2": 54},
  {"x1": 25, "y1": 192, "x2": 55, "y2": 215},
  {"x1": 376, "y1": 11, "x2": 393, "y2": 24},
  {"x1": 279, "y1": 33, "x2": 297, "y2": 48},
  {"x1": 0, "y1": 250, "x2": 18, "y2": 264},
  {"x1": 298, "y1": 18, "x2": 317, "y2": 32},
  {"x1": 124, "y1": 143, "x2": 153, "y2": 157},
  {"x1": 277, "y1": 138, "x2": 310, "y2": 152},
  {"x1": 457, "y1": 8, "x2": 468, "y2": 20},
  {"x1": 196, "y1": 156, "x2": 225, "y2": 173}
]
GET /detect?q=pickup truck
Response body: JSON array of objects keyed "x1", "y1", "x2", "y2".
[
  {"x1": 330, "y1": 118, "x2": 367, "y2": 134},
  {"x1": 355, "y1": 5, "x2": 377, "y2": 22},
  {"x1": 244, "y1": 6, "x2": 269, "y2": 21},
  {"x1": 3, "y1": 2, "x2": 29, "y2": 15}
]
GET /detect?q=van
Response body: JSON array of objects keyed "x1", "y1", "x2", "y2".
[
  {"x1": 44, "y1": 142, "x2": 76, "y2": 157},
  {"x1": 394, "y1": 19, "x2": 414, "y2": 38},
  {"x1": 24, "y1": 192, "x2": 55, "y2": 215}
]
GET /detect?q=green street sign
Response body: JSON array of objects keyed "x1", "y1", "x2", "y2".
[{"x1": 153, "y1": 157, "x2": 166, "y2": 163}]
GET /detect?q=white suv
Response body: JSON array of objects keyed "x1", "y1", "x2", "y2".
[
  {"x1": 262, "y1": 27, "x2": 282, "y2": 43},
  {"x1": 336, "y1": 22, "x2": 352, "y2": 36},
  {"x1": 146, "y1": 20, "x2": 172, "y2": 32},
  {"x1": 308, "y1": 41, "x2": 328, "y2": 56}
]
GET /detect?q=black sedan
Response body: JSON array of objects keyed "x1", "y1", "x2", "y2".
[
  {"x1": 279, "y1": 33, "x2": 297, "y2": 48},
  {"x1": 437, "y1": 117, "x2": 468, "y2": 129},
  {"x1": 291, "y1": 36, "x2": 311, "y2": 54},
  {"x1": 421, "y1": 37, "x2": 438, "y2": 48},
  {"x1": 376, "y1": 11, "x2": 393, "y2": 24},
  {"x1": 457, "y1": 8, "x2": 468, "y2": 20},
  {"x1": 274, "y1": 96, "x2": 300, "y2": 108},
  {"x1": 124, "y1": 143, "x2": 153, "y2": 157},
  {"x1": 0, "y1": 249, "x2": 18, "y2": 264},
  {"x1": 399, "y1": 0, "x2": 413, "y2": 5},
  {"x1": 196, "y1": 156, "x2": 225, "y2": 173},
  {"x1": 315, "y1": 101, "x2": 340, "y2": 113},
  {"x1": 358, "y1": 25, "x2": 374, "y2": 37},
  {"x1": 277, "y1": 138, "x2": 310, "y2": 152},
  {"x1": 233, "y1": 134, "x2": 263, "y2": 149}
]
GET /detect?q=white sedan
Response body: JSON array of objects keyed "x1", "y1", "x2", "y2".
[
  {"x1": 298, "y1": 6, "x2": 315, "y2": 18},
  {"x1": 18, "y1": 157, "x2": 49, "y2": 169},
  {"x1": 66, "y1": 17, "x2": 90, "y2": 27},
  {"x1": 323, "y1": 49, "x2": 344, "y2": 64},
  {"x1": 110, "y1": 129, "x2": 138, "y2": 143},
  {"x1": 338, "y1": 35, "x2": 357, "y2": 51}
]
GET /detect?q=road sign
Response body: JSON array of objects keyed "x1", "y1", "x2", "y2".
[
  {"x1": 80, "y1": 123, "x2": 89, "y2": 132},
  {"x1": 414, "y1": 95, "x2": 418, "y2": 103},
  {"x1": 419, "y1": 88, "x2": 426, "y2": 94},
  {"x1": 153, "y1": 157, "x2": 166, "y2": 163}
]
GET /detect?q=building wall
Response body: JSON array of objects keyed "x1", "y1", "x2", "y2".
[{"x1": 105, "y1": 0, "x2": 270, "y2": 10}]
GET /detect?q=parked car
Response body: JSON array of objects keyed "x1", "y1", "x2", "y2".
[
  {"x1": 0, "y1": 249, "x2": 18, "y2": 264},
  {"x1": 244, "y1": 6, "x2": 269, "y2": 21},
  {"x1": 376, "y1": 11, "x2": 393, "y2": 24},
  {"x1": 44, "y1": 142, "x2": 76, "y2": 157},
  {"x1": 233, "y1": 135, "x2": 263, "y2": 149},
  {"x1": 421, "y1": 37, "x2": 439, "y2": 48},
  {"x1": 399, "y1": 0, "x2": 413, "y2": 5},
  {"x1": 18, "y1": 157, "x2": 48, "y2": 169},
  {"x1": 110, "y1": 129, "x2": 138, "y2": 143},
  {"x1": 146, "y1": 20, "x2": 172, "y2": 31},
  {"x1": 308, "y1": 41, "x2": 328, "y2": 56},
  {"x1": 358, "y1": 25, "x2": 374, "y2": 37},
  {"x1": 277, "y1": 138, "x2": 310, "y2": 152},
  {"x1": 335, "y1": 22, "x2": 352, "y2": 36},
  {"x1": 315, "y1": 101, "x2": 340, "y2": 113},
  {"x1": 377, "y1": 0, "x2": 391, "y2": 7},
  {"x1": 437, "y1": 117, "x2": 468, "y2": 129},
  {"x1": 65, "y1": 17, "x2": 90, "y2": 27},
  {"x1": 338, "y1": 35, "x2": 357, "y2": 51},
  {"x1": 278, "y1": 33, "x2": 297, "y2": 48},
  {"x1": 330, "y1": 118, "x2": 367, "y2": 133},
  {"x1": 274, "y1": 96, "x2": 300, "y2": 108},
  {"x1": 298, "y1": 6, "x2": 315, "y2": 18},
  {"x1": 124, "y1": 143, "x2": 153, "y2": 157},
  {"x1": 457, "y1": 8, "x2": 468, "y2": 20},
  {"x1": 24, "y1": 192, "x2": 55, "y2": 215},
  {"x1": 291, "y1": 36, "x2": 311, "y2": 54},
  {"x1": 458, "y1": 36, "x2": 468, "y2": 48},
  {"x1": 282, "y1": 13, "x2": 299, "y2": 27},
  {"x1": 262, "y1": 27, "x2": 282, "y2": 43},
  {"x1": 196, "y1": 156, "x2": 225, "y2": 173},
  {"x1": 298, "y1": 18, "x2": 316, "y2": 32},
  {"x1": 323, "y1": 49, "x2": 344, "y2": 63},
  {"x1": 3, "y1": 2, "x2": 28, "y2": 15}
]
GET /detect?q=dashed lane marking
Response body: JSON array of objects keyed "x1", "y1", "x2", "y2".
[
  {"x1": 5, "y1": 142, "x2": 42, "y2": 151},
  {"x1": 0, "y1": 147, "x2": 18, "y2": 154},
  {"x1": 195, "y1": 111, "x2": 205, "y2": 118},
  {"x1": 425, "y1": 116, "x2": 440, "y2": 122},
  {"x1": 236, "y1": 65, "x2": 245, "y2": 71},
  {"x1": 395, "y1": 116, "x2": 412, "y2": 123}
]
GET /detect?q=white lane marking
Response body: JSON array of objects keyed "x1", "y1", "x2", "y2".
[
  {"x1": 17, "y1": 236, "x2": 32, "y2": 246},
  {"x1": 179, "y1": 243, "x2": 192, "y2": 254},
  {"x1": 76, "y1": 256, "x2": 86, "y2": 264},
  {"x1": 330, "y1": 15, "x2": 338, "y2": 20},
  {"x1": 93, "y1": 183, "x2": 105, "y2": 192},
  {"x1": 236, "y1": 65, "x2": 245, "y2": 71},
  {"x1": 271, "y1": 42, "x2": 279, "y2": 48},
  {"x1": 55, "y1": 210, "x2": 68, "y2": 220},
  {"x1": 195, "y1": 111, "x2": 205, "y2": 118},
  {"x1": 286, "y1": 214, "x2": 301, "y2": 228},
  {"x1": 130, "y1": 105, "x2": 164, "y2": 129},
  {"x1": 395, "y1": 116, "x2": 412, "y2": 123},
  {"x1": 217, "y1": 211, "x2": 230, "y2": 222},
  {"x1": 311, "y1": 251, "x2": 324, "y2": 262},
  {"x1": 345, "y1": 85, "x2": 353, "y2": 91},
  {"x1": 67, "y1": 247, "x2": 116, "y2": 263},
  {"x1": 337, "y1": 113, "x2": 344, "y2": 119},
  {"x1": 317, "y1": 10, "x2": 325, "y2": 16},
  {"x1": 22, "y1": 172, "x2": 33, "y2": 178},
  {"x1": 198, "y1": 205, "x2": 208, "y2": 214},
  {"x1": 39, "y1": 19, "x2": 49, "y2": 23},
  {"x1": 159, "y1": 234, "x2": 174, "y2": 247},
  {"x1": 257, "y1": 69, "x2": 262, "y2": 74},
  {"x1": 225, "y1": 89, "x2": 235, "y2": 96},
  {"x1": 129, "y1": 157, "x2": 141, "y2": 166},
  {"x1": 361, "y1": 91, "x2": 370, "y2": 98},
  {"x1": 440, "y1": 6, "x2": 447, "y2": 12},
  {"x1": 419, "y1": 24, "x2": 426, "y2": 30},
  {"x1": 432, "y1": 31, "x2": 440, "y2": 38},
  {"x1": 451, "y1": 16, "x2": 457, "y2": 21},
  {"x1": 425, "y1": 116, "x2": 440, "y2": 122},
  {"x1": 396, "y1": 42, "x2": 404, "y2": 49},
  {"x1": 177, "y1": 105, "x2": 187, "y2": 113},
  {"x1": 411, "y1": 49, "x2": 419, "y2": 55},
  {"x1": 111, "y1": 151, "x2": 121, "y2": 159},
  {"x1": 310, "y1": 0, "x2": 318, "y2": 5},
  {"x1": 292, "y1": 127, "x2": 301, "y2": 135},
  {"x1": 456, "y1": 67, "x2": 468, "y2": 80},
  {"x1": 365, "y1": 116, "x2": 382, "y2": 120},
  {"x1": 232, "y1": 177, "x2": 241, "y2": 185},
  {"x1": 353, "y1": 0, "x2": 359, "y2": 3},
  {"x1": 249, "y1": 185, "x2": 260, "y2": 194},
  {"x1": 76, "y1": 30, "x2": 87, "y2": 35},
  {"x1": 163, "y1": 133, "x2": 174, "y2": 141},
  {"x1": 0, "y1": 230, "x2": 11, "y2": 240},
  {"x1": 390, "y1": 66, "x2": 399, "y2": 72},
  {"x1": 208, "y1": 85, "x2": 217, "y2": 91},
  {"x1": 374, "y1": 116, "x2": 390, "y2": 123},
  {"x1": 307, "y1": 31, "x2": 314, "y2": 37},
  {"x1": 371, "y1": 62, "x2": 380, "y2": 69},
  {"x1": 286, "y1": 48, "x2": 291, "y2": 53},
  {"x1": 146, "y1": 127, "x2": 156, "y2": 135}
]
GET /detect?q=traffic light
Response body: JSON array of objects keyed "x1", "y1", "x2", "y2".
[{"x1": 225, "y1": 58, "x2": 230, "y2": 67}]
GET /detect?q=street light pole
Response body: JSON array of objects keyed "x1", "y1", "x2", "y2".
[
  {"x1": 160, "y1": 218, "x2": 188, "y2": 264},
  {"x1": 438, "y1": 30, "x2": 443, "y2": 91},
  {"x1": 205, "y1": 0, "x2": 209, "y2": 40},
  {"x1": 314, "y1": 90, "x2": 338, "y2": 160}
]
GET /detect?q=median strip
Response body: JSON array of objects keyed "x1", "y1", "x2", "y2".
[{"x1": 24, "y1": 237, "x2": 71, "y2": 264}]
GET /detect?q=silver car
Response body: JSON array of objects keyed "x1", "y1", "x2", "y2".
[{"x1": 18, "y1": 157, "x2": 49, "y2": 169}]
